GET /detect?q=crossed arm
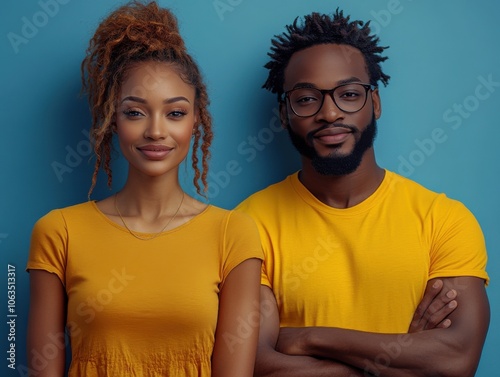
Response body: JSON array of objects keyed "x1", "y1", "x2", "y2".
[{"x1": 255, "y1": 277, "x2": 489, "y2": 377}]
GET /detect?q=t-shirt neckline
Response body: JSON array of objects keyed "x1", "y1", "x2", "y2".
[
  {"x1": 88, "y1": 200, "x2": 213, "y2": 238},
  {"x1": 289, "y1": 169, "x2": 393, "y2": 216}
]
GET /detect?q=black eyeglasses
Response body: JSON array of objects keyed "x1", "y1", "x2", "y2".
[{"x1": 283, "y1": 83, "x2": 376, "y2": 117}]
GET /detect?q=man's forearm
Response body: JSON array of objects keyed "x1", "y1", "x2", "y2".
[
  {"x1": 277, "y1": 277, "x2": 489, "y2": 377},
  {"x1": 255, "y1": 344, "x2": 367, "y2": 377},
  {"x1": 279, "y1": 322, "x2": 483, "y2": 377},
  {"x1": 301, "y1": 326, "x2": 461, "y2": 377}
]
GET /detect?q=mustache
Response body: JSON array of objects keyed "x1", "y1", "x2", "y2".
[{"x1": 306, "y1": 123, "x2": 357, "y2": 142}]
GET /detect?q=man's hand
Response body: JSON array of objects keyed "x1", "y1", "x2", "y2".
[
  {"x1": 276, "y1": 327, "x2": 307, "y2": 356},
  {"x1": 409, "y1": 278, "x2": 458, "y2": 332}
]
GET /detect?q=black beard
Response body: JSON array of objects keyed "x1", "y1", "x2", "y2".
[{"x1": 286, "y1": 115, "x2": 377, "y2": 176}]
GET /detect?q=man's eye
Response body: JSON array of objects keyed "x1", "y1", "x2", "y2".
[
  {"x1": 295, "y1": 96, "x2": 319, "y2": 105},
  {"x1": 299, "y1": 97, "x2": 317, "y2": 102},
  {"x1": 339, "y1": 92, "x2": 361, "y2": 100}
]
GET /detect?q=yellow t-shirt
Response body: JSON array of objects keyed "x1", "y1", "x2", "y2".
[
  {"x1": 27, "y1": 202, "x2": 263, "y2": 377},
  {"x1": 237, "y1": 170, "x2": 489, "y2": 333}
]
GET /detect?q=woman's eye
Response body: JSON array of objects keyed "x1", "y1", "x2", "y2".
[
  {"x1": 123, "y1": 110, "x2": 144, "y2": 117},
  {"x1": 169, "y1": 110, "x2": 187, "y2": 118}
]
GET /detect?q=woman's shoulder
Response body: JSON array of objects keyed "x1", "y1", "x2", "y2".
[
  {"x1": 49, "y1": 201, "x2": 97, "y2": 216},
  {"x1": 35, "y1": 201, "x2": 97, "y2": 226},
  {"x1": 30, "y1": 202, "x2": 97, "y2": 245}
]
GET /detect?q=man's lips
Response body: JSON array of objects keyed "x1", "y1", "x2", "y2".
[{"x1": 312, "y1": 127, "x2": 352, "y2": 145}]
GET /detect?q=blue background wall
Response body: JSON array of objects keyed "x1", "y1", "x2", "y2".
[{"x1": 1, "y1": 0, "x2": 498, "y2": 375}]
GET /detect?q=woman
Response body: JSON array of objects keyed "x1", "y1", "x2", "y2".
[{"x1": 26, "y1": 2, "x2": 263, "y2": 376}]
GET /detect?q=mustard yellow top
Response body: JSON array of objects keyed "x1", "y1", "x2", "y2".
[
  {"x1": 27, "y1": 202, "x2": 263, "y2": 377},
  {"x1": 238, "y1": 170, "x2": 489, "y2": 333}
]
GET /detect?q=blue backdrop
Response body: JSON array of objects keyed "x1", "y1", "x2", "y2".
[{"x1": 1, "y1": 1, "x2": 498, "y2": 375}]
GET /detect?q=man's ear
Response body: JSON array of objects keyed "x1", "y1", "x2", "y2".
[
  {"x1": 279, "y1": 102, "x2": 289, "y2": 129},
  {"x1": 372, "y1": 88, "x2": 382, "y2": 120}
]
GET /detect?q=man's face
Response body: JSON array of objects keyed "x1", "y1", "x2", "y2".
[{"x1": 281, "y1": 44, "x2": 381, "y2": 176}]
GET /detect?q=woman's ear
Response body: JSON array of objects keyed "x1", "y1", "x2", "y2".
[
  {"x1": 192, "y1": 110, "x2": 199, "y2": 136},
  {"x1": 110, "y1": 112, "x2": 118, "y2": 133},
  {"x1": 194, "y1": 109, "x2": 199, "y2": 125}
]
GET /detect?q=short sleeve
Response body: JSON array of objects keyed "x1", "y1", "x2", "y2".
[
  {"x1": 236, "y1": 198, "x2": 273, "y2": 288},
  {"x1": 260, "y1": 259, "x2": 272, "y2": 288},
  {"x1": 220, "y1": 210, "x2": 263, "y2": 287},
  {"x1": 26, "y1": 209, "x2": 68, "y2": 285},
  {"x1": 429, "y1": 197, "x2": 489, "y2": 285}
]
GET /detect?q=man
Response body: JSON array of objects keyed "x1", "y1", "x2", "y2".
[{"x1": 237, "y1": 10, "x2": 489, "y2": 377}]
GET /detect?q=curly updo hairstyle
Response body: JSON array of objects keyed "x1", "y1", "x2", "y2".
[
  {"x1": 81, "y1": 0, "x2": 212, "y2": 198},
  {"x1": 263, "y1": 9, "x2": 390, "y2": 100}
]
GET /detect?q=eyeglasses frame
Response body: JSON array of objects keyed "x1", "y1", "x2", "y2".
[{"x1": 283, "y1": 83, "x2": 377, "y2": 118}]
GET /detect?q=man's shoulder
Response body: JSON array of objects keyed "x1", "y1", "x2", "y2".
[
  {"x1": 239, "y1": 174, "x2": 295, "y2": 203},
  {"x1": 386, "y1": 170, "x2": 468, "y2": 213},
  {"x1": 236, "y1": 173, "x2": 296, "y2": 213}
]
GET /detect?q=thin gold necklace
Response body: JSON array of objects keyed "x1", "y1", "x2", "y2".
[{"x1": 114, "y1": 192, "x2": 184, "y2": 241}]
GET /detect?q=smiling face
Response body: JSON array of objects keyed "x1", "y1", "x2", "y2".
[
  {"x1": 282, "y1": 43, "x2": 381, "y2": 176},
  {"x1": 115, "y1": 61, "x2": 198, "y2": 179}
]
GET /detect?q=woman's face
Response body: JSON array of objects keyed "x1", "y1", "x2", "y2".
[{"x1": 115, "y1": 61, "x2": 197, "y2": 179}]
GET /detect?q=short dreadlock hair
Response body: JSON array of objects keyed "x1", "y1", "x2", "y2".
[{"x1": 263, "y1": 9, "x2": 390, "y2": 100}]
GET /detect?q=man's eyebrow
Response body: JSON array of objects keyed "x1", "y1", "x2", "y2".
[
  {"x1": 336, "y1": 77, "x2": 364, "y2": 85},
  {"x1": 290, "y1": 77, "x2": 364, "y2": 90},
  {"x1": 291, "y1": 82, "x2": 317, "y2": 90}
]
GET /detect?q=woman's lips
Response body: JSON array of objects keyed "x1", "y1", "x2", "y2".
[{"x1": 137, "y1": 145, "x2": 172, "y2": 160}]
